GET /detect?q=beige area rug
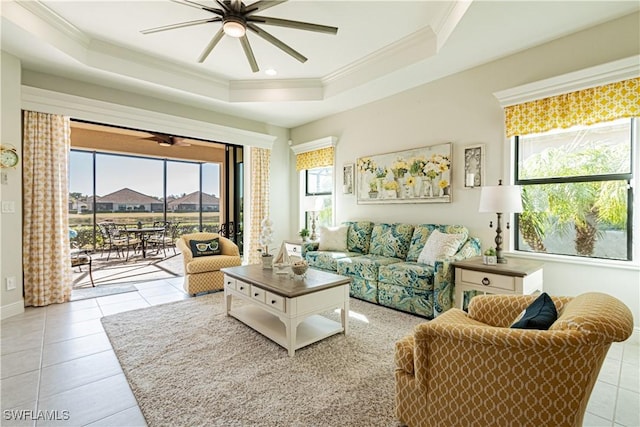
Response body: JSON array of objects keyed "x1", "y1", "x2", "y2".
[
  {"x1": 72, "y1": 251, "x2": 184, "y2": 288},
  {"x1": 101, "y1": 292, "x2": 425, "y2": 426}
]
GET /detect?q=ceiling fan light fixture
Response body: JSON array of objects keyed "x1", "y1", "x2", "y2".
[
  {"x1": 223, "y1": 17, "x2": 246, "y2": 38},
  {"x1": 157, "y1": 141, "x2": 172, "y2": 147}
]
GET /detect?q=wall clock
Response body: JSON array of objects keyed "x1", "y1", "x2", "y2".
[{"x1": 0, "y1": 144, "x2": 19, "y2": 168}]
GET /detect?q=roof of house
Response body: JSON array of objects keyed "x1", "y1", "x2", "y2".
[
  {"x1": 168, "y1": 191, "x2": 219, "y2": 206},
  {"x1": 97, "y1": 188, "x2": 160, "y2": 204}
]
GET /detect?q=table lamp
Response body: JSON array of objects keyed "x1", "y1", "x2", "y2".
[
  {"x1": 304, "y1": 196, "x2": 322, "y2": 241},
  {"x1": 478, "y1": 179, "x2": 523, "y2": 263}
]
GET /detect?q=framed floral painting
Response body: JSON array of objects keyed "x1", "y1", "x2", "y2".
[{"x1": 356, "y1": 142, "x2": 452, "y2": 204}]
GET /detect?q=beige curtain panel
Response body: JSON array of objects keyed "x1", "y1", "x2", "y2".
[
  {"x1": 22, "y1": 111, "x2": 73, "y2": 306},
  {"x1": 504, "y1": 77, "x2": 639, "y2": 137},
  {"x1": 248, "y1": 147, "x2": 271, "y2": 265}
]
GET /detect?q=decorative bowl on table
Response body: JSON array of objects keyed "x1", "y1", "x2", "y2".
[{"x1": 291, "y1": 260, "x2": 308, "y2": 276}]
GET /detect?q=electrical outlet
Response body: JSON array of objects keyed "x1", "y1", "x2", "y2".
[
  {"x1": 6, "y1": 276, "x2": 16, "y2": 290},
  {"x1": 1, "y1": 201, "x2": 15, "y2": 213}
]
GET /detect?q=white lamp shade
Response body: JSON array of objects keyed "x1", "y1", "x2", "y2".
[
  {"x1": 479, "y1": 185, "x2": 523, "y2": 213},
  {"x1": 304, "y1": 196, "x2": 322, "y2": 212}
]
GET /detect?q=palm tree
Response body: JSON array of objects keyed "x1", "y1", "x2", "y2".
[{"x1": 518, "y1": 140, "x2": 628, "y2": 256}]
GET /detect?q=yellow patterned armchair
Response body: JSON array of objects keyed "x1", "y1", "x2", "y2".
[
  {"x1": 395, "y1": 292, "x2": 633, "y2": 427},
  {"x1": 177, "y1": 232, "x2": 242, "y2": 296}
]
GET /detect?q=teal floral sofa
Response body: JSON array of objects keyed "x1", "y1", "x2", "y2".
[{"x1": 304, "y1": 221, "x2": 481, "y2": 318}]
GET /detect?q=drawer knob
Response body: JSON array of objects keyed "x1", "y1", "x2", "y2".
[
  {"x1": 482, "y1": 277, "x2": 491, "y2": 286},
  {"x1": 254, "y1": 292, "x2": 259, "y2": 297},
  {"x1": 271, "y1": 300, "x2": 276, "y2": 304},
  {"x1": 239, "y1": 286, "x2": 244, "y2": 290}
]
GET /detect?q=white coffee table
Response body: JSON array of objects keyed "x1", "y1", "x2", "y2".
[{"x1": 222, "y1": 265, "x2": 350, "y2": 357}]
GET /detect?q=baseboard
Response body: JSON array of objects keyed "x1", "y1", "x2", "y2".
[{"x1": 0, "y1": 299, "x2": 25, "y2": 320}]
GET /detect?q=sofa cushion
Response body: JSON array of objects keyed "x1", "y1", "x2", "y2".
[
  {"x1": 306, "y1": 250, "x2": 361, "y2": 272},
  {"x1": 337, "y1": 255, "x2": 402, "y2": 281},
  {"x1": 417, "y1": 230, "x2": 467, "y2": 266},
  {"x1": 369, "y1": 223, "x2": 414, "y2": 259},
  {"x1": 344, "y1": 221, "x2": 374, "y2": 254},
  {"x1": 511, "y1": 292, "x2": 557, "y2": 330},
  {"x1": 189, "y1": 238, "x2": 221, "y2": 257},
  {"x1": 406, "y1": 224, "x2": 469, "y2": 262},
  {"x1": 318, "y1": 225, "x2": 349, "y2": 251},
  {"x1": 378, "y1": 262, "x2": 435, "y2": 291}
]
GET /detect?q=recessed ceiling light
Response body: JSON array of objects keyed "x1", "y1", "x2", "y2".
[{"x1": 265, "y1": 69, "x2": 277, "y2": 76}]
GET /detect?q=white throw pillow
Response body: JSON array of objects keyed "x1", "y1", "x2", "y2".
[
  {"x1": 318, "y1": 226, "x2": 349, "y2": 251},
  {"x1": 417, "y1": 230, "x2": 466, "y2": 266}
]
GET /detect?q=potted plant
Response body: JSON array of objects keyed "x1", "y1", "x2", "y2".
[
  {"x1": 483, "y1": 247, "x2": 497, "y2": 265},
  {"x1": 259, "y1": 218, "x2": 274, "y2": 269},
  {"x1": 299, "y1": 228, "x2": 310, "y2": 241},
  {"x1": 368, "y1": 180, "x2": 379, "y2": 199}
]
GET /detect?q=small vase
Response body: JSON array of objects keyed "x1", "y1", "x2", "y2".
[
  {"x1": 262, "y1": 255, "x2": 273, "y2": 269},
  {"x1": 368, "y1": 191, "x2": 379, "y2": 199}
]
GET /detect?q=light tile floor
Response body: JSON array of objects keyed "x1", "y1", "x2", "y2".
[{"x1": 2, "y1": 279, "x2": 639, "y2": 427}]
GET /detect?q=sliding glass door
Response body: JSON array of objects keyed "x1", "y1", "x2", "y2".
[{"x1": 68, "y1": 150, "x2": 235, "y2": 253}]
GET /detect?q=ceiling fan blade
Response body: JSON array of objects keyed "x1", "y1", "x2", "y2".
[
  {"x1": 248, "y1": 16, "x2": 338, "y2": 34},
  {"x1": 240, "y1": 36, "x2": 259, "y2": 73},
  {"x1": 197, "y1": 28, "x2": 225, "y2": 63},
  {"x1": 141, "y1": 17, "x2": 221, "y2": 34},
  {"x1": 215, "y1": 0, "x2": 232, "y2": 12},
  {"x1": 171, "y1": 0, "x2": 224, "y2": 15},
  {"x1": 172, "y1": 137, "x2": 191, "y2": 146},
  {"x1": 230, "y1": 0, "x2": 243, "y2": 12},
  {"x1": 245, "y1": 1, "x2": 287, "y2": 16},
  {"x1": 247, "y1": 23, "x2": 307, "y2": 63}
]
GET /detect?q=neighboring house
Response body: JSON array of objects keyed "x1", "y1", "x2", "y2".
[
  {"x1": 68, "y1": 196, "x2": 94, "y2": 213},
  {"x1": 168, "y1": 191, "x2": 219, "y2": 212},
  {"x1": 96, "y1": 188, "x2": 162, "y2": 212}
]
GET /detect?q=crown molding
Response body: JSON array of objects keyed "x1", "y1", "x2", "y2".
[
  {"x1": 433, "y1": 0, "x2": 473, "y2": 50},
  {"x1": 290, "y1": 136, "x2": 338, "y2": 155},
  {"x1": 16, "y1": 0, "x2": 90, "y2": 47},
  {"x1": 322, "y1": 26, "x2": 438, "y2": 97},
  {"x1": 21, "y1": 86, "x2": 277, "y2": 148},
  {"x1": 229, "y1": 79, "x2": 323, "y2": 102},
  {"x1": 494, "y1": 55, "x2": 640, "y2": 107}
]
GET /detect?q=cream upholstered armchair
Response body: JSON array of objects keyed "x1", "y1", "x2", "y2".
[
  {"x1": 176, "y1": 232, "x2": 242, "y2": 296},
  {"x1": 395, "y1": 292, "x2": 633, "y2": 427}
]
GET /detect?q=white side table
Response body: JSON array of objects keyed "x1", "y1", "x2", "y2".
[{"x1": 452, "y1": 257, "x2": 544, "y2": 309}]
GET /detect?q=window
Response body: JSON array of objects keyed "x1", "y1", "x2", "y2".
[
  {"x1": 514, "y1": 118, "x2": 634, "y2": 261},
  {"x1": 69, "y1": 150, "x2": 221, "y2": 250},
  {"x1": 305, "y1": 166, "x2": 333, "y2": 228}
]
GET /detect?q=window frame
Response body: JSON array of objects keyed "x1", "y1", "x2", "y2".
[{"x1": 513, "y1": 118, "x2": 635, "y2": 262}]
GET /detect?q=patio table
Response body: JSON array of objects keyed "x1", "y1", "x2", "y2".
[{"x1": 121, "y1": 227, "x2": 165, "y2": 258}]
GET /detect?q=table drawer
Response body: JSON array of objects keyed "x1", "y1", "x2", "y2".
[
  {"x1": 251, "y1": 285, "x2": 266, "y2": 303},
  {"x1": 235, "y1": 280, "x2": 251, "y2": 296},
  {"x1": 460, "y1": 269, "x2": 515, "y2": 291},
  {"x1": 265, "y1": 291, "x2": 285, "y2": 312},
  {"x1": 224, "y1": 276, "x2": 236, "y2": 291}
]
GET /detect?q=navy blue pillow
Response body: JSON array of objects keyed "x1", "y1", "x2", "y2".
[
  {"x1": 189, "y1": 238, "x2": 221, "y2": 257},
  {"x1": 511, "y1": 292, "x2": 557, "y2": 330}
]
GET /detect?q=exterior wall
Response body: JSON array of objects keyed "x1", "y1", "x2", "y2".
[{"x1": 290, "y1": 13, "x2": 640, "y2": 325}]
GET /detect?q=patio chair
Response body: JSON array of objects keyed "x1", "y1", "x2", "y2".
[{"x1": 148, "y1": 221, "x2": 179, "y2": 257}]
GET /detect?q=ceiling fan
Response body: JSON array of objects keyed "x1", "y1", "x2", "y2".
[
  {"x1": 141, "y1": 0, "x2": 338, "y2": 73},
  {"x1": 142, "y1": 133, "x2": 191, "y2": 147}
]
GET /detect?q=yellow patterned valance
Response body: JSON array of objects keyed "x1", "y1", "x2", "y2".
[
  {"x1": 505, "y1": 77, "x2": 639, "y2": 137},
  {"x1": 296, "y1": 146, "x2": 334, "y2": 171}
]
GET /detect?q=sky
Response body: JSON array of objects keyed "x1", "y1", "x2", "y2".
[{"x1": 69, "y1": 151, "x2": 220, "y2": 198}]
